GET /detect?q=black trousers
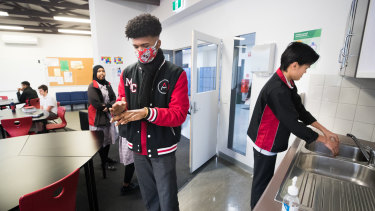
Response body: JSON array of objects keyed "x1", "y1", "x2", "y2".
[
  {"x1": 251, "y1": 148, "x2": 277, "y2": 209},
  {"x1": 124, "y1": 163, "x2": 135, "y2": 184},
  {"x1": 133, "y1": 152, "x2": 179, "y2": 211}
]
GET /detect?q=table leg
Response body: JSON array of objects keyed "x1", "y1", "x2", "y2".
[
  {"x1": 88, "y1": 159, "x2": 99, "y2": 211},
  {"x1": 84, "y1": 162, "x2": 94, "y2": 211},
  {"x1": 84, "y1": 158, "x2": 99, "y2": 211},
  {"x1": 0, "y1": 125, "x2": 5, "y2": 138}
]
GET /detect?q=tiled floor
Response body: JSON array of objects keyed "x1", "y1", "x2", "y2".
[{"x1": 64, "y1": 110, "x2": 254, "y2": 211}]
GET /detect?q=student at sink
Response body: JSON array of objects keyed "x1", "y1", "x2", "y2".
[{"x1": 248, "y1": 42, "x2": 340, "y2": 209}]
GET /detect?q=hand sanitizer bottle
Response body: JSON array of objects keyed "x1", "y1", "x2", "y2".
[{"x1": 282, "y1": 176, "x2": 300, "y2": 211}]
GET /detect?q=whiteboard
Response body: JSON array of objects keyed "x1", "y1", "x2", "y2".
[{"x1": 0, "y1": 57, "x2": 45, "y2": 92}]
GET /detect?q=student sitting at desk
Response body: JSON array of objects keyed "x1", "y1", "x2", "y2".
[
  {"x1": 17, "y1": 81, "x2": 38, "y2": 104},
  {"x1": 38, "y1": 85, "x2": 58, "y2": 120}
]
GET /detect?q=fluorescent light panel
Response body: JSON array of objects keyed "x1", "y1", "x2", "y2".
[
  {"x1": 2, "y1": 35, "x2": 38, "y2": 44},
  {"x1": 0, "y1": 11, "x2": 9, "y2": 16},
  {"x1": 0, "y1": 25, "x2": 24, "y2": 30},
  {"x1": 58, "y1": 29, "x2": 91, "y2": 35},
  {"x1": 54, "y1": 16, "x2": 90, "y2": 23},
  {"x1": 233, "y1": 37, "x2": 245, "y2": 41}
]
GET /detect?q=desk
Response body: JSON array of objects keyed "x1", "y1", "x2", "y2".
[
  {"x1": 0, "y1": 100, "x2": 21, "y2": 110},
  {"x1": 0, "y1": 108, "x2": 49, "y2": 137},
  {"x1": 0, "y1": 131, "x2": 102, "y2": 211}
]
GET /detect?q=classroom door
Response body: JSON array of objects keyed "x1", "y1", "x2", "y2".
[{"x1": 190, "y1": 30, "x2": 222, "y2": 173}]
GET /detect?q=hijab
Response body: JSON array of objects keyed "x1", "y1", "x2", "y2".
[{"x1": 93, "y1": 65, "x2": 109, "y2": 86}]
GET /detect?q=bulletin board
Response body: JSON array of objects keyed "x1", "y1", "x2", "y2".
[{"x1": 46, "y1": 57, "x2": 93, "y2": 86}]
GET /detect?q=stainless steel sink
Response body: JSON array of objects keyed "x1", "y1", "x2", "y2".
[
  {"x1": 297, "y1": 154, "x2": 375, "y2": 188},
  {"x1": 276, "y1": 141, "x2": 375, "y2": 211},
  {"x1": 305, "y1": 141, "x2": 367, "y2": 162}
]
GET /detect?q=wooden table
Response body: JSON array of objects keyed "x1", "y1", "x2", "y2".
[
  {"x1": 0, "y1": 108, "x2": 49, "y2": 137},
  {"x1": 0, "y1": 131, "x2": 103, "y2": 211}
]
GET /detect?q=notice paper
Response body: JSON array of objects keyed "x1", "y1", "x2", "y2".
[
  {"x1": 60, "y1": 60, "x2": 69, "y2": 71},
  {"x1": 64, "y1": 72, "x2": 73, "y2": 83},
  {"x1": 54, "y1": 68, "x2": 61, "y2": 76},
  {"x1": 45, "y1": 58, "x2": 59, "y2": 67},
  {"x1": 48, "y1": 77, "x2": 57, "y2": 83},
  {"x1": 71, "y1": 60, "x2": 84, "y2": 69},
  {"x1": 56, "y1": 77, "x2": 64, "y2": 84}
]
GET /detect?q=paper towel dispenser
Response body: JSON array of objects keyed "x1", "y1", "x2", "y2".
[{"x1": 249, "y1": 43, "x2": 276, "y2": 74}]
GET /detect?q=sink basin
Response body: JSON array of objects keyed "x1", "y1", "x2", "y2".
[
  {"x1": 305, "y1": 141, "x2": 367, "y2": 162},
  {"x1": 297, "y1": 154, "x2": 375, "y2": 188}
]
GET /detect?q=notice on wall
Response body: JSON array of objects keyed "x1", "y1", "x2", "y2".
[
  {"x1": 60, "y1": 60, "x2": 69, "y2": 71},
  {"x1": 48, "y1": 77, "x2": 57, "y2": 83},
  {"x1": 114, "y1": 57, "x2": 123, "y2": 64},
  {"x1": 54, "y1": 68, "x2": 61, "y2": 76},
  {"x1": 71, "y1": 60, "x2": 84, "y2": 69},
  {"x1": 56, "y1": 77, "x2": 64, "y2": 84},
  {"x1": 64, "y1": 72, "x2": 73, "y2": 82},
  {"x1": 101, "y1": 56, "x2": 111, "y2": 64},
  {"x1": 294, "y1": 29, "x2": 321, "y2": 69},
  {"x1": 45, "y1": 58, "x2": 59, "y2": 67}
]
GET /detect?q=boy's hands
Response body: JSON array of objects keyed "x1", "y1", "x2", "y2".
[
  {"x1": 111, "y1": 108, "x2": 148, "y2": 126},
  {"x1": 317, "y1": 134, "x2": 339, "y2": 156},
  {"x1": 110, "y1": 97, "x2": 127, "y2": 116}
]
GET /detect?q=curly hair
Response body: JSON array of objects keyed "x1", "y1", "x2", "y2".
[{"x1": 125, "y1": 14, "x2": 162, "y2": 39}]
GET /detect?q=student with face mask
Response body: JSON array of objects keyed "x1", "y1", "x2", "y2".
[
  {"x1": 88, "y1": 65, "x2": 118, "y2": 178},
  {"x1": 110, "y1": 14, "x2": 189, "y2": 211}
]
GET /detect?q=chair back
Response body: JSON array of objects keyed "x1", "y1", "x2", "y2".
[
  {"x1": 29, "y1": 98, "x2": 40, "y2": 109},
  {"x1": 19, "y1": 168, "x2": 80, "y2": 211},
  {"x1": 58, "y1": 106, "x2": 67, "y2": 128},
  {"x1": 0, "y1": 117, "x2": 33, "y2": 138},
  {"x1": 0, "y1": 96, "x2": 8, "y2": 100},
  {"x1": 57, "y1": 101, "x2": 61, "y2": 107}
]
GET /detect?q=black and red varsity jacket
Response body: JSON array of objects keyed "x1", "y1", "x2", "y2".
[
  {"x1": 247, "y1": 68, "x2": 319, "y2": 153},
  {"x1": 117, "y1": 59, "x2": 189, "y2": 157},
  {"x1": 88, "y1": 80, "x2": 116, "y2": 126}
]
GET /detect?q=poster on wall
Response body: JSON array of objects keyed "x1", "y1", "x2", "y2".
[
  {"x1": 101, "y1": 56, "x2": 112, "y2": 64},
  {"x1": 64, "y1": 72, "x2": 73, "y2": 82},
  {"x1": 114, "y1": 57, "x2": 123, "y2": 64},
  {"x1": 54, "y1": 68, "x2": 61, "y2": 76},
  {"x1": 46, "y1": 58, "x2": 59, "y2": 67},
  {"x1": 294, "y1": 29, "x2": 321, "y2": 68},
  {"x1": 71, "y1": 61, "x2": 84, "y2": 69},
  {"x1": 60, "y1": 60, "x2": 70, "y2": 71}
]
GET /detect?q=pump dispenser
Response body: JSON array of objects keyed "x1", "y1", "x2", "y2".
[{"x1": 282, "y1": 176, "x2": 300, "y2": 211}]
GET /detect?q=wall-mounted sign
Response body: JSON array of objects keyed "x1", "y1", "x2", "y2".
[{"x1": 172, "y1": 0, "x2": 185, "y2": 12}]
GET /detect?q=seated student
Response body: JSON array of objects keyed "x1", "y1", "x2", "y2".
[
  {"x1": 38, "y1": 85, "x2": 58, "y2": 120},
  {"x1": 17, "y1": 81, "x2": 38, "y2": 104}
]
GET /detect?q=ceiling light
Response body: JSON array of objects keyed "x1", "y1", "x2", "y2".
[
  {"x1": 233, "y1": 37, "x2": 245, "y2": 41},
  {"x1": 58, "y1": 29, "x2": 91, "y2": 35},
  {"x1": 0, "y1": 11, "x2": 9, "y2": 16},
  {"x1": 2, "y1": 35, "x2": 38, "y2": 45},
  {"x1": 0, "y1": 25, "x2": 24, "y2": 30},
  {"x1": 54, "y1": 16, "x2": 90, "y2": 23}
]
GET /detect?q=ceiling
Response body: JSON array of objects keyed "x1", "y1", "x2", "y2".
[{"x1": 0, "y1": 0, "x2": 160, "y2": 35}]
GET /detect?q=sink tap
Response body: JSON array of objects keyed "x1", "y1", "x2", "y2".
[{"x1": 347, "y1": 133, "x2": 375, "y2": 166}]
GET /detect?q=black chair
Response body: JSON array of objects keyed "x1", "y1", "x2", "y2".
[{"x1": 79, "y1": 110, "x2": 89, "y2": 131}]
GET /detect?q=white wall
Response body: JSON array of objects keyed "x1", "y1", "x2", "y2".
[
  {"x1": 89, "y1": 0, "x2": 146, "y2": 96},
  {"x1": 153, "y1": 0, "x2": 354, "y2": 169},
  {"x1": 0, "y1": 31, "x2": 93, "y2": 100}
]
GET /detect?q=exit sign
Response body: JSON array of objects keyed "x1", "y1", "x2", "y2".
[{"x1": 172, "y1": 0, "x2": 185, "y2": 11}]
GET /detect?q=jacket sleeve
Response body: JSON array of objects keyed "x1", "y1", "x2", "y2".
[
  {"x1": 16, "y1": 91, "x2": 22, "y2": 102},
  {"x1": 146, "y1": 71, "x2": 189, "y2": 127},
  {"x1": 117, "y1": 71, "x2": 127, "y2": 101},
  {"x1": 292, "y1": 90, "x2": 316, "y2": 125},
  {"x1": 107, "y1": 85, "x2": 117, "y2": 107},
  {"x1": 88, "y1": 85, "x2": 106, "y2": 110},
  {"x1": 267, "y1": 89, "x2": 318, "y2": 144}
]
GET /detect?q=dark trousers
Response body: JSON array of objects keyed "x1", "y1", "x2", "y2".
[
  {"x1": 124, "y1": 163, "x2": 135, "y2": 184},
  {"x1": 251, "y1": 148, "x2": 277, "y2": 209},
  {"x1": 133, "y1": 152, "x2": 179, "y2": 211}
]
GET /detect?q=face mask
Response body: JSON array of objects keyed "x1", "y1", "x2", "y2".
[{"x1": 135, "y1": 40, "x2": 159, "y2": 64}]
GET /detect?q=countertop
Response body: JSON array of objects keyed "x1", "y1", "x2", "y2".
[{"x1": 253, "y1": 134, "x2": 375, "y2": 211}]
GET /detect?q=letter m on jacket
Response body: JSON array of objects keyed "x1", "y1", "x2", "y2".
[{"x1": 125, "y1": 78, "x2": 137, "y2": 93}]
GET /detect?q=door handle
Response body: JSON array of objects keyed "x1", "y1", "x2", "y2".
[{"x1": 191, "y1": 102, "x2": 199, "y2": 114}]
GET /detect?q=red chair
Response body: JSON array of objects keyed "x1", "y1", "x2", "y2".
[
  {"x1": 46, "y1": 106, "x2": 67, "y2": 131},
  {"x1": 1, "y1": 117, "x2": 33, "y2": 138},
  {"x1": 19, "y1": 168, "x2": 80, "y2": 211},
  {"x1": 29, "y1": 98, "x2": 40, "y2": 109},
  {"x1": 57, "y1": 101, "x2": 61, "y2": 107},
  {"x1": 0, "y1": 96, "x2": 8, "y2": 100}
]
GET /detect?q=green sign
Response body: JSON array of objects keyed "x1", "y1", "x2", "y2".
[
  {"x1": 294, "y1": 29, "x2": 321, "y2": 40},
  {"x1": 60, "y1": 60, "x2": 69, "y2": 71},
  {"x1": 173, "y1": 0, "x2": 184, "y2": 11}
]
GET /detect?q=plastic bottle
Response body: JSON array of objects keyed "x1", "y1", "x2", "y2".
[
  {"x1": 282, "y1": 176, "x2": 300, "y2": 211},
  {"x1": 10, "y1": 101, "x2": 16, "y2": 113}
]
